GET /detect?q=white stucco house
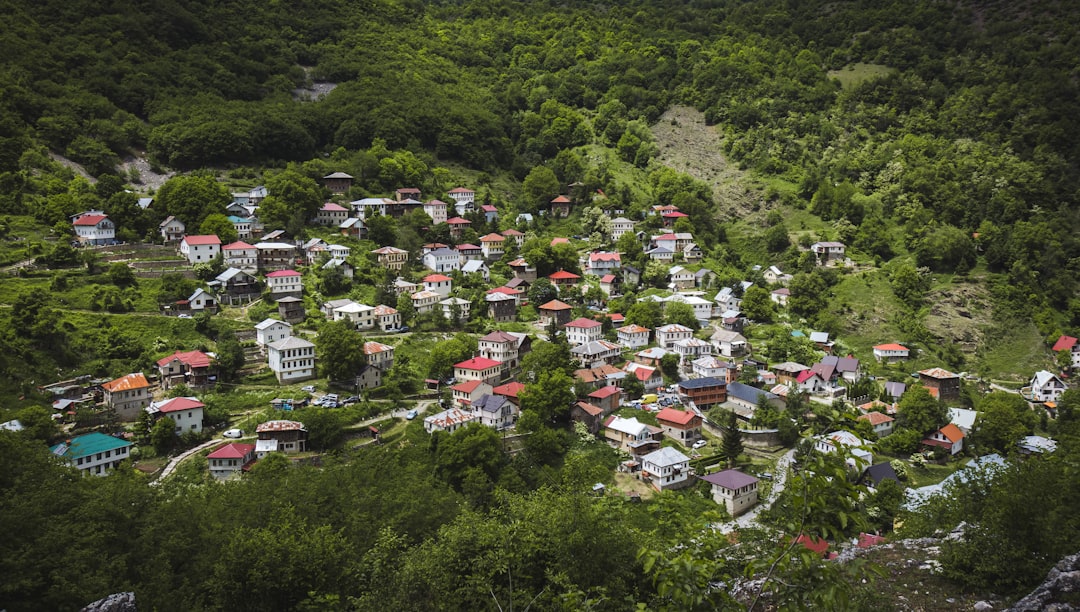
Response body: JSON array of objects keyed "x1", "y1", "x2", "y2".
[{"x1": 267, "y1": 336, "x2": 316, "y2": 383}]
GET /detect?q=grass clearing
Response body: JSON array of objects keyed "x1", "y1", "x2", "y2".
[{"x1": 827, "y1": 63, "x2": 896, "y2": 90}]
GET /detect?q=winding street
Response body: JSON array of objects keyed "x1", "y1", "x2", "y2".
[{"x1": 716, "y1": 447, "x2": 797, "y2": 533}]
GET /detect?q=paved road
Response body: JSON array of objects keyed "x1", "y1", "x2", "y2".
[
  {"x1": 151, "y1": 438, "x2": 222, "y2": 485},
  {"x1": 716, "y1": 447, "x2": 797, "y2": 533}
]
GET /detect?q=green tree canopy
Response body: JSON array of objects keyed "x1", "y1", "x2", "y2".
[{"x1": 316, "y1": 319, "x2": 367, "y2": 383}]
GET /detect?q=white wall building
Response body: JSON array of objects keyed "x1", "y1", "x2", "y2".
[{"x1": 267, "y1": 337, "x2": 316, "y2": 383}]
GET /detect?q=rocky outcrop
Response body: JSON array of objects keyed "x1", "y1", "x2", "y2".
[
  {"x1": 81, "y1": 592, "x2": 136, "y2": 612},
  {"x1": 1008, "y1": 553, "x2": 1080, "y2": 612}
]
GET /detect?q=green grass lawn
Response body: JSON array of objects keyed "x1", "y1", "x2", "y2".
[
  {"x1": 827, "y1": 63, "x2": 896, "y2": 90},
  {"x1": 904, "y1": 459, "x2": 968, "y2": 489}
]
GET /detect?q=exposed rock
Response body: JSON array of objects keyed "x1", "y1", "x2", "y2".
[
  {"x1": 975, "y1": 601, "x2": 994, "y2": 611},
  {"x1": 1008, "y1": 552, "x2": 1080, "y2": 612},
  {"x1": 81, "y1": 592, "x2": 136, "y2": 612}
]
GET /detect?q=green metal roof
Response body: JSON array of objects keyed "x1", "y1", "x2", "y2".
[{"x1": 50, "y1": 432, "x2": 131, "y2": 460}]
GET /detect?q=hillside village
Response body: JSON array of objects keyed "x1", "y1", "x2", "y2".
[{"x1": 24, "y1": 172, "x2": 1071, "y2": 550}]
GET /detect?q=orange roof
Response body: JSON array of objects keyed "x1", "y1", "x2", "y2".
[
  {"x1": 858, "y1": 411, "x2": 894, "y2": 426},
  {"x1": 539, "y1": 299, "x2": 572, "y2": 310},
  {"x1": 618, "y1": 324, "x2": 650, "y2": 334},
  {"x1": 362, "y1": 341, "x2": 393, "y2": 355},
  {"x1": 102, "y1": 373, "x2": 150, "y2": 392},
  {"x1": 424, "y1": 274, "x2": 452, "y2": 283},
  {"x1": 551, "y1": 195, "x2": 571, "y2": 203},
  {"x1": 550, "y1": 237, "x2": 570, "y2": 245},
  {"x1": 493, "y1": 382, "x2": 525, "y2": 398},
  {"x1": 452, "y1": 380, "x2": 485, "y2": 394},
  {"x1": 575, "y1": 401, "x2": 603, "y2": 416},
  {"x1": 156, "y1": 350, "x2": 212, "y2": 369},
  {"x1": 480, "y1": 233, "x2": 505, "y2": 242},
  {"x1": 873, "y1": 343, "x2": 909, "y2": 352},
  {"x1": 446, "y1": 217, "x2": 471, "y2": 224},
  {"x1": 656, "y1": 408, "x2": 697, "y2": 425},
  {"x1": 939, "y1": 423, "x2": 965, "y2": 442},
  {"x1": 548, "y1": 270, "x2": 581, "y2": 280}
]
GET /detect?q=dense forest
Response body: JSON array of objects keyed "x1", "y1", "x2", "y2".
[{"x1": 3, "y1": 0, "x2": 1080, "y2": 609}]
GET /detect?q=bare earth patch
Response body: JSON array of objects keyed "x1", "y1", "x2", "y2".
[
  {"x1": 923, "y1": 282, "x2": 992, "y2": 350},
  {"x1": 650, "y1": 105, "x2": 760, "y2": 217},
  {"x1": 118, "y1": 154, "x2": 174, "y2": 192}
]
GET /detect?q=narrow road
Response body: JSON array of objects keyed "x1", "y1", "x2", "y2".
[
  {"x1": 716, "y1": 447, "x2": 796, "y2": 532},
  {"x1": 151, "y1": 438, "x2": 221, "y2": 485}
]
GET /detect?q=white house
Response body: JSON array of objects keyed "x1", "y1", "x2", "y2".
[
  {"x1": 763, "y1": 265, "x2": 792, "y2": 285},
  {"x1": 373, "y1": 304, "x2": 401, "y2": 331},
  {"x1": 186, "y1": 288, "x2": 216, "y2": 312},
  {"x1": 350, "y1": 197, "x2": 394, "y2": 219},
  {"x1": 603, "y1": 415, "x2": 653, "y2": 454},
  {"x1": 700, "y1": 469, "x2": 759, "y2": 517},
  {"x1": 811, "y1": 241, "x2": 846, "y2": 264},
  {"x1": 948, "y1": 407, "x2": 978, "y2": 435},
  {"x1": 267, "y1": 336, "x2": 316, "y2": 383},
  {"x1": 423, "y1": 274, "x2": 453, "y2": 297},
  {"x1": 179, "y1": 235, "x2": 222, "y2": 264},
  {"x1": 565, "y1": 317, "x2": 604, "y2": 346},
  {"x1": 479, "y1": 331, "x2": 523, "y2": 368},
  {"x1": 334, "y1": 302, "x2": 376, "y2": 329},
  {"x1": 610, "y1": 217, "x2": 635, "y2": 241},
  {"x1": 363, "y1": 341, "x2": 395, "y2": 372},
  {"x1": 150, "y1": 396, "x2": 205, "y2": 434},
  {"x1": 454, "y1": 357, "x2": 503, "y2": 386},
  {"x1": 72, "y1": 211, "x2": 116, "y2": 245},
  {"x1": 924, "y1": 424, "x2": 965, "y2": 456},
  {"x1": 857, "y1": 411, "x2": 895, "y2": 438},
  {"x1": 439, "y1": 297, "x2": 471, "y2": 320},
  {"x1": 411, "y1": 290, "x2": 441, "y2": 314},
  {"x1": 1052, "y1": 335, "x2": 1080, "y2": 369},
  {"x1": 422, "y1": 248, "x2": 462, "y2": 273},
  {"x1": 665, "y1": 294, "x2": 713, "y2": 323},
  {"x1": 710, "y1": 329, "x2": 748, "y2": 358},
  {"x1": 50, "y1": 432, "x2": 132, "y2": 476},
  {"x1": 641, "y1": 447, "x2": 692, "y2": 491},
  {"x1": 461, "y1": 259, "x2": 490, "y2": 280},
  {"x1": 207, "y1": 443, "x2": 255, "y2": 480},
  {"x1": 770, "y1": 288, "x2": 790, "y2": 307},
  {"x1": 1030, "y1": 370, "x2": 1067, "y2": 402},
  {"x1": 447, "y1": 187, "x2": 476, "y2": 215},
  {"x1": 472, "y1": 394, "x2": 517, "y2": 430},
  {"x1": 616, "y1": 324, "x2": 651, "y2": 349},
  {"x1": 222, "y1": 241, "x2": 258, "y2": 269},
  {"x1": 656, "y1": 324, "x2": 694, "y2": 349},
  {"x1": 159, "y1": 216, "x2": 185, "y2": 242},
  {"x1": 255, "y1": 318, "x2": 292, "y2": 349},
  {"x1": 266, "y1": 269, "x2": 302, "y2": 297},
  {"x1": 587, "y1": 252, "x2": 622, "y2": 276},
  {"x1": 873, "y1": 343, "x2": 910, "y2": 363},
  {"x1": 424, "y1": 199, "x2": 449, "y2": 225},
  {"x1": 668, "y1": 266, "x2": 695, "y2": 290},
  {"x1": 571, "y1": 340, "x2": 623, "y2": 369},
  {"x1": 315, "y1": 202, "x2": 349, "y2": 226},
  {"x1": 691, "y1": 356, "x2": 734, "y2": 380}
]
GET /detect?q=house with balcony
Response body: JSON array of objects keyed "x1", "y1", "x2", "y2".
[
  {"x1": 363, "y1": 341, "x2": 395, "y2": 372},
  {"x1": 677, "y1": 377, "x2": 727, "y2": 410},
  {"x1": 811, "y1": 241, "x2": 846, "y2": 265},
  {"x1": 159, "y1": 216, "x2": 185, "y2": 242},
  {"x1": 538, "y1": 300, "x2": 573, "y2": 327},
  {"x1": 411, "y1": 290, "x2": 441, "y2": 314},
  {"x1": 480, "y1": 233, "x2": 506, "y2": 259},
  {"x1": 641, "y1": 447, "x2": 692, "y2": 491},
  {"x1": 423, "y1": 274, "x2": 453, "y2": 297},
  {"x1": 334, "y1": 302, "x2": 376, "y2": 329},
  {"x1": 156, "y1": 350, "x2": 214, "y2": 390},
  {"x1": 373, "y1": 304, "x2": 401, "y2": 331},
  {"x1": 1030, "y1": 370, "x2": 1067, "y2": 403},
  {"x1": 447, "y1": 187, "x2": 475, "y2": 215},
  {"x1": 922, "y1": 424, "x2": 965, "y2": 456},
  {"x1": 255, "y1": 319, "x2": 292, "y2": 351},
  {"x1": 72, "y1": 211, "x2": 116, "y2": 245},
  {"x1": 603, "y1": 415, "x2": 659, "y2": 456},
  {"x1": 486, "y1": 292, "x2": 518, "y2": 322},
  {"x1": 656, "y1": 408, "x2": 702, "y2": 445},
  {"x1": 479, "y1": 331, "x2": 524, "y2": 370},
  {"x1": 610, "y1": 217, "x2": 634, "y2": 241},
  {"x1": 323, "y1": 172, "x2": 354, "y2": 194},
  {"x1": 222, "y1": 241, "x2": 258, "y2": 270},
  {"x1": 452, "y1": 380, "x2": 493, "y2": 409},
  {"x1": 587, "y1": 252, "x2": 621, "y2": 276},
  {"x1": 873, "y1": 343, "x2": 910, "y2": 363},
  {"x1": 148, "y1": 396, "x2": 205, "y2": 434},
  {"x1": 472, "y1": 394, "x2": 517, "y2": 430},
  {"x1": 255, "y1": 242, "x2": 299, "y2": 271},
  {"x1": 571, "y1": 340, "x2": 623, "y2": 369},
  {"x1": 711, "y1": 329, "x2": 748, "y2": 358},
  {"x1": 256, "y1": 420, "x2": 307, "y2": 454}
]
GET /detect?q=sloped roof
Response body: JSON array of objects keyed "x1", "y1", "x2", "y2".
[
  {"x1": 156, "y1": 397, "x2": 205, "y2": 413},
  {"x1": 700, "y1": 469, "x2": 758, "y2": 490},
  {"x1": 73, "y1": 214, "x2": 108, "y2": 226},
  {"x1": 183, "y1": 235, "x2": 222, "y2": 246},
  {"x1": 156, "y1": 350, "x2": 212, "y2": 369},
  {"x1": 549, "y1": 270, "x2": 581, "y2": 280},
  {"x1": 423, "y1": 274, "x2": 452, "y2": 283},
  {"x1": 588, "y1": 385, "x2": 620, "y2": 399},
  {"x1": 939, "y1": 423, "x2": 965, "y2": 443},
  {"x1": 255, "y1": 318, "x2": 291, "y2": 330},
  {"x1": 656, "y1": 408, "x2": 697, "y2": 425},
  {"x1": 575, "y1": 401, "x2": 603, "y2": 416},
  {"x1": 208, "y1": 443, "x2": 255, "y2": 460},
  {"x1": 1052, "y1": 335, "x2": 1078, "y2": 352},
  {"x1": 539, "y1": 299, "x2": 572, "y2": 310},
  {"x1": 268, "y1": 337, "x2": 314, "y2": 351},
  {"x1": 919, "y1": 367, "x2": 958, "y2": 379},
  {"x1": 102, "y1": 373, "x2": 149, "y2": 392},
  {"x1": 451, "y1": 380, "x2": 486, "y2": 394},
  {"x1": 565, "y1": 317, "x2": 602, "y2": 329},
  {"x1": 618, "y1": 324, "x2": 650, "y2": 334},
  {"x1": 256, "y1": 420, "x2": 306, "y2": 433},
  {"x1": 873, "y1": 343, "x2": 909, "y2": 352},
  {"x1": 455, "y1": 357, "x2": 502, "y2": 371},
  {"x1": 51, "y1": 432, "x2": 131, "y2": 460},
  {"x1": 858, "y1": 411, "x2": 894, "y2": 426},
  {"x1": 222, "y1": 241, "x2": 255, "y2": 250},
  {"x1": 642, "y1": 446, "x2": 690, "y2": 467},
  {"x1": 266, "y1": 269, "x2": 300, "y2": 278},
  {"x1": 493, "y1": 382, "x2": 526, "y2": 398}
]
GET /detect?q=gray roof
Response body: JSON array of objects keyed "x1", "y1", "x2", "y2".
[
  {"x1": 883, "y1": 381, "x2": 907, "y2": 398},
  {"x1": 641, "y1": 446, "x2": 690, "y2": 468},
  {"x1": 268, "y1": 336, "x2": 314, "y2": 351},
  {"x1": 809, "y1": 331, "x2": 830, "y2": 343},
  {"x1": 472, "y1": 394, "x2": 508, "y2": 414},
  {"x1": 726, "y1": 381, "x2": 778, "y2": 404},
  {"x1": 700, "y1": 469, "x2": 758, "y2": 490},
  {"x1": 678, "y1": 377, "x2": 725, "y2": 390},
  {"x1": 255, "y1": 318, "x2": 290, "y2": 330},
  {"x1": 426, "y1": 247, "x2": 458, "y2": 258},
  {"x1": 462, "y1": 260, "x2": 487, "y2": 273}
]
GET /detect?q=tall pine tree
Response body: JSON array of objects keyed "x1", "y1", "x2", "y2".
[{"x1": 722, "y1": 410, "x2": 743, "y2": 467}]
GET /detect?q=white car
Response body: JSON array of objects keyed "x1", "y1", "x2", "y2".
[
  {"x1": 692, "y1": 439, "x2": 708, "y2": 450},
  {"x1": 177, "y1": 314, "x2": 192, "y2": 319},
  {"x1": 301, "y1": 385, "x2": 316, "y2": 393},
  {"x1": 223, "y1": 428, "x2": 243, "y2": 439}
]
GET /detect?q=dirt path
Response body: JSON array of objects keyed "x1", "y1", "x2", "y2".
[{"x1": 650, "y1": 105, "x2": 760, "y2": 217}]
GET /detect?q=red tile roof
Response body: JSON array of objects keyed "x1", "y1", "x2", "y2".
[
  {"x1": 1053, "y1": 335, "x2": 1078, "y2": 352},
  {"x1": 223, "y1": 241, "x2": 254, "y2": 250},
  {"x1": 448, "y1": 187, "x2": 473, "y2": 194},
  {"x1": 550, "y1": 195, "x2": 571, "y2": 203},
  {"x1": 939, "y1": 423, "x2": 965, "y2": 443},
  {"x1": 182, "y1": 235, "x2": 222, "y2": 245},
  {"x1": 493, "y1": 382, "x2": 526, "y2": 398},
  {"x1": 207, "y1": 443, "x2": 255, "y2": 459},
  {"x1": 156, "y1": 350, "x2": 212, "y2": 369},
  {"x1": 873, "y1": 343, "x2": 909, "y2": 352},
  {"x1": 423, "y1": 274, "x2": 452, "y2": 283},
  {"x1": 455, "y1": 357, "x2": 502, "y2": 371},
  {"x1": 321, "y1": 203, "x2": 348, "y2": 212},
  {"x1": 480, "y1": 233, "x2": 505, "y2": 242},
  {"x1": 565, "y1": 317, "x2": 602, "y2": 329},
  {"x1": 548, "y1": 270, "x2": 581, "y2": 281},
  {"x1": 575, "y1": 401, "x2": 603, "y2": 416},
  {"x1": 452, "y1": 380, "x2": 485, "y2": 394},
  {"x1": 550, "y1": 237, "x2": 570, "y2": 245},
  {"x1": 73, "y1": 214, "x2": 108, "y2": 226},
  {"x1": 795, "y1": 534, "x2": 829, "y2": 556},
  {"x1": 858, "y1": 411, "x2": 894, "y2": 426},
  {"x1": 266, "y1": 269, "x2": 300, "y2": 277},
  {"x1": 618, "y1": 324, "x2": 650, "y2": 334},
  {"x1": 487, "y1": 286, "x2": 524, "y2": 296},
  {"x1": 588, "y1": 386, "x2": 620, "y2": 399},
  {"x1": 589, "y1": 252, "x2": 621, "y2": 262},
  {"x1": 157, "y1": 397, "x2": 205, "y2": 413},
  {"x1": 662, "y1": 211, "x2": 689, "y2": 218},
  {"x1": 446, "y1": 217, "x2": 471, "y2": 224},
  {"x1": 656, "y1": 408, "x2": 697, "y2": 425}
]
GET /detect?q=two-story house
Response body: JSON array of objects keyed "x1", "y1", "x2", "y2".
[
  {"x1": 159, "y1": 216, "x2": 185, "y2": 242},
  {"x1": 655, "y1": 408, "x2": 702, "y2": 445},
  {"x1": 50, "y1": 432, "x2": 132, "y2": 476},
  {"x1": 372, "y1": 246, "x2": 409, "y2": 271},
  {"x1": 179, "y1": 235, "x2": 222, "y2": 264},
  {"x1": 656, "y1": 324, "x2": 694, "y2": 349},
  {"x1": 603, "y1": 415, "x2": 658, "y2": 456},
  {"x1": 267, "y1": 337, "x2": 316, "y2": 383},
  {"x1": 1030, "y1": 370, "x2": 1067, "y2": 403},
  {"x1": 422, "y1": 248, "x2": 462, "y2": 273},
  {"x1": 641, "y1": 447, "x2": 692, "y2": 491},
  {"x1": 266, "y1": 269, "x2": 302, "y2": 298},
  {"x1": 700, "y1": 469, "x2": 759, "y2": 516},
  {"x1": 156, "y1": 350, "x2": 214, "y2": 390},
  {"x1": 811, "y1": 241, "x2": 846, "y2": 265},
  {"x1": 616, "y1": 324, "x2": 651, "y2": 349},
  {"x1": 222, "y1": 241, "x2": 258, "y2": 269},
  {"x1": 207, "y1": 443, "x2": 256, "y2": 480},
  {"x1": 363, "y1": 341, "x2": 395, "y2": 372},
  {"x1": 587, "y1": 252, "x2": 621, "y2": 276},
  {"x1": 150, "y1": 396, "x2": 205, "y2": 434},
  {"x1": 101, "y1": 373, "x2": 152, "y2": 420},
  {"x1": 315, "y1": 202, "x2": 349, "y2": 226},
  {"x1": 565, "y1": 317, "x2": 603, "y2": 346},
  {"x1": 255, "y1": 318, "x2": 292, "y2": 351},
  {"x1": 480, "y1": 233, "x2": 506, "y2": 259},
  {"x1": 423, "y1": 274, "x2": 453, "y2": 297},
  {"x1": 454, "y1": 357, "x2": 504, "y2": 386},
  {"x1": 72, "y1": 211, "x2": 116, "y2": 245}
]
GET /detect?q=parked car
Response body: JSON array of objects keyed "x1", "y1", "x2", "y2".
[
  {"x1": 325, "y1": 393, "x2": 339, "y2": 402},
  {"x1": 692, "y1": 439, "x2": 708, "y2": 450},
  {"x1": 177, "y1": 314, "x2": 192, "y2": 319},
  {"x1": 223, "y1": 429, "x2": 244, "y2": 439},
  {"x1": 341, "y1": 396, "x2": 358, "y2": 405},
  {"x1": 301, "y1": 385, "x2": 316, "y2": 393},
  {"x1": 406, "y1": 409, "x2": 418, "y2": 420}
]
